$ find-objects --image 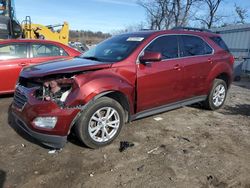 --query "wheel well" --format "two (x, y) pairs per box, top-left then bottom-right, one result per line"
(104, 91), (130, 123)
(216, 73), (230, 88)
